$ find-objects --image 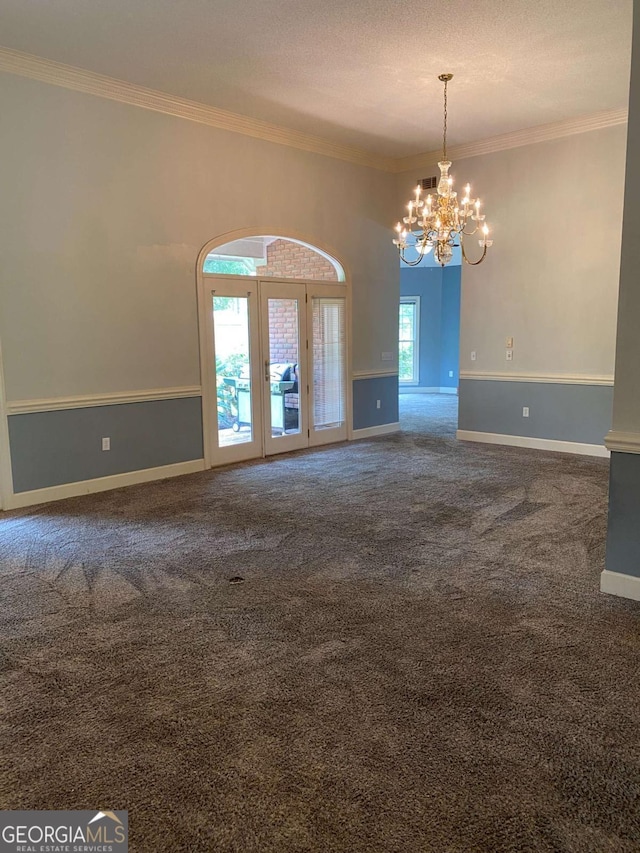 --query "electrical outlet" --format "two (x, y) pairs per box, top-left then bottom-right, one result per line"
(376, 400), (381, 409)
(448, 370), (454, 378)
(102, 437), (111, 451)
(381, 352), (394, 362)
(470, 351), (477, 361)
(522, 407), (529, 418)
(506, 349), (513, 361)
